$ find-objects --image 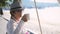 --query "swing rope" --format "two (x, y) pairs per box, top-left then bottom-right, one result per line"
(34, 0), (43, 34)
